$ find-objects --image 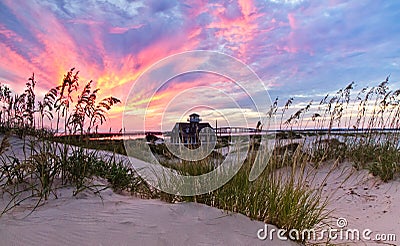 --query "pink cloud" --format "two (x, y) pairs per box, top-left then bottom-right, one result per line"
(288, 13), (297, 29)
(108, 24), (145, 34)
